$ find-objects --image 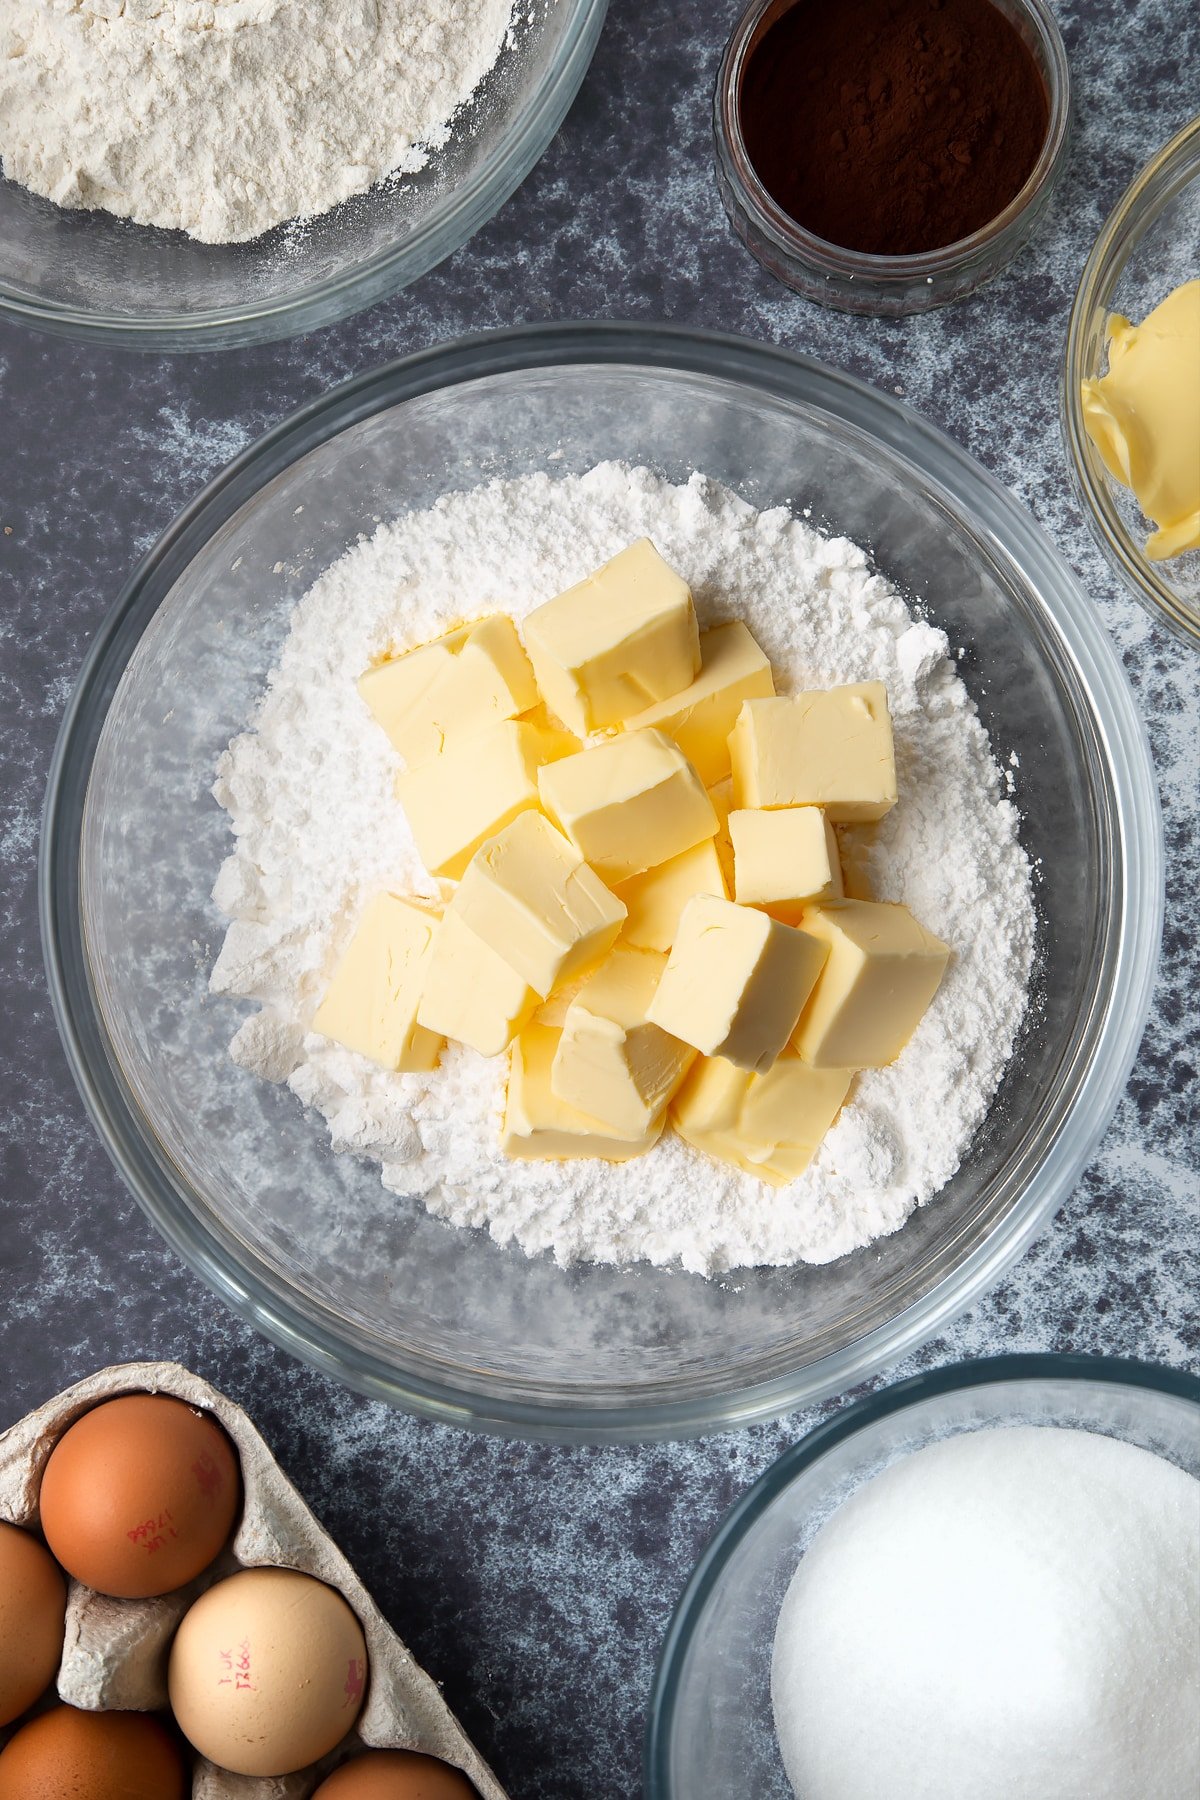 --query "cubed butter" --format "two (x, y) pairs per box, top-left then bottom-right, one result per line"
(358, 615), (537, 765)
(730, 805), (843, 919)
(312, 893), (443, 1072)
(538, 728), (717, 882)
(613, 837), (728, 953)
(502, 1023), (663, 1162)
(522, 539), (700, 734)
(646, 893), (828, 1074)
(671, 1053), (854, 1185)
(532, 978), (585, 1030)
(730, 683), (898, 822)
(708, 778), (737, 891)
(450, 810), (626, 997)
(551, 946), (695, 1136)
(792, 898), (950, 1068)
(622, 620), (775, 785)
(417, 910), (536, 1058)
(395, 716), (576, 880)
